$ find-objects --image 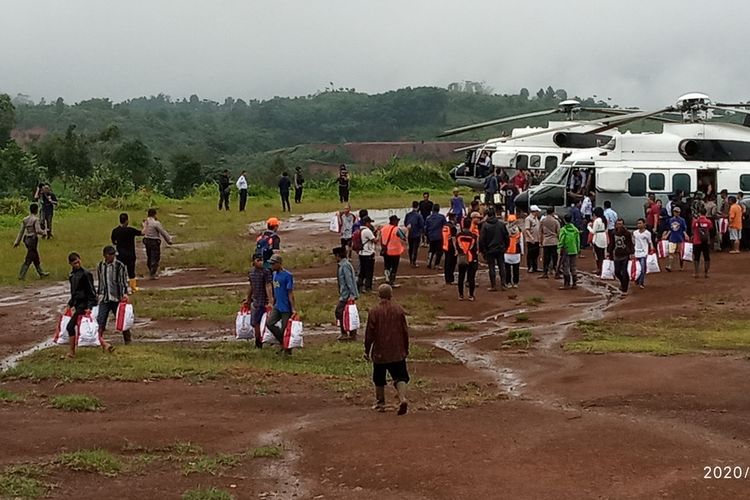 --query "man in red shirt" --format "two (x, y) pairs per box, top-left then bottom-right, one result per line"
(513, 169), (529, 192)
(692, 207), (712, 278)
